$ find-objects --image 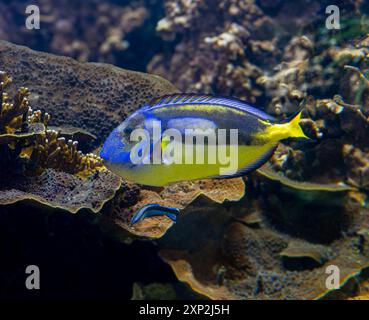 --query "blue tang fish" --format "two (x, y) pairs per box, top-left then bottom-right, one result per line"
(130, 204), (180, 225)
(100, 94), (308, 187)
